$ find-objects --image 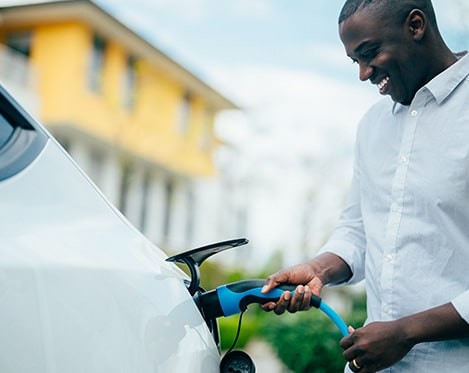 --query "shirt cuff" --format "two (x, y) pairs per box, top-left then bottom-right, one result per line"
(451, 292), (469, 324)
(317, 238), (365, 285)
